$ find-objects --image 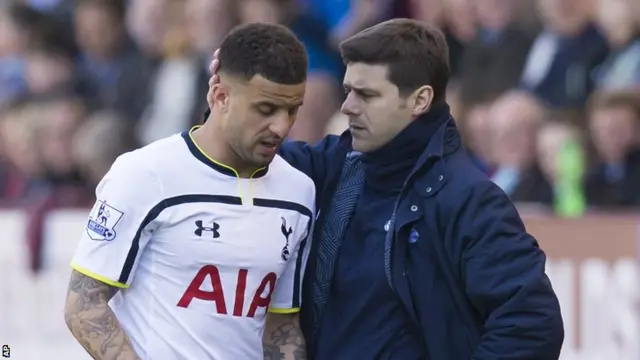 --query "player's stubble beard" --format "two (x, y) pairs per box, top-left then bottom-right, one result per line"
(228, 129), (273, 172)
(232, 123), (282, 170)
